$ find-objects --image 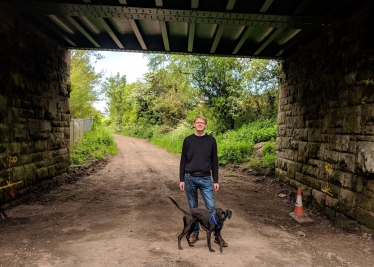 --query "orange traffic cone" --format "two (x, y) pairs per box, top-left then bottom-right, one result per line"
(289, 188), (313, 223)
(293, 188), (304, 216)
